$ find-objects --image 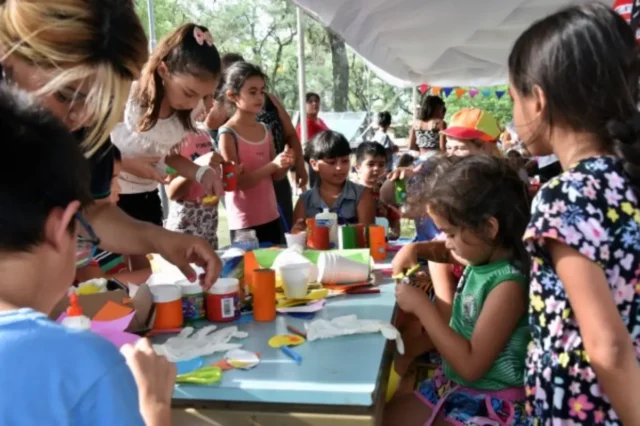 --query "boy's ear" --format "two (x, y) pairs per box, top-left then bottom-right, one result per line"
(44, 201), (81, 251)
(354, 163), (361, 173)
(309, 159), (320, 172)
